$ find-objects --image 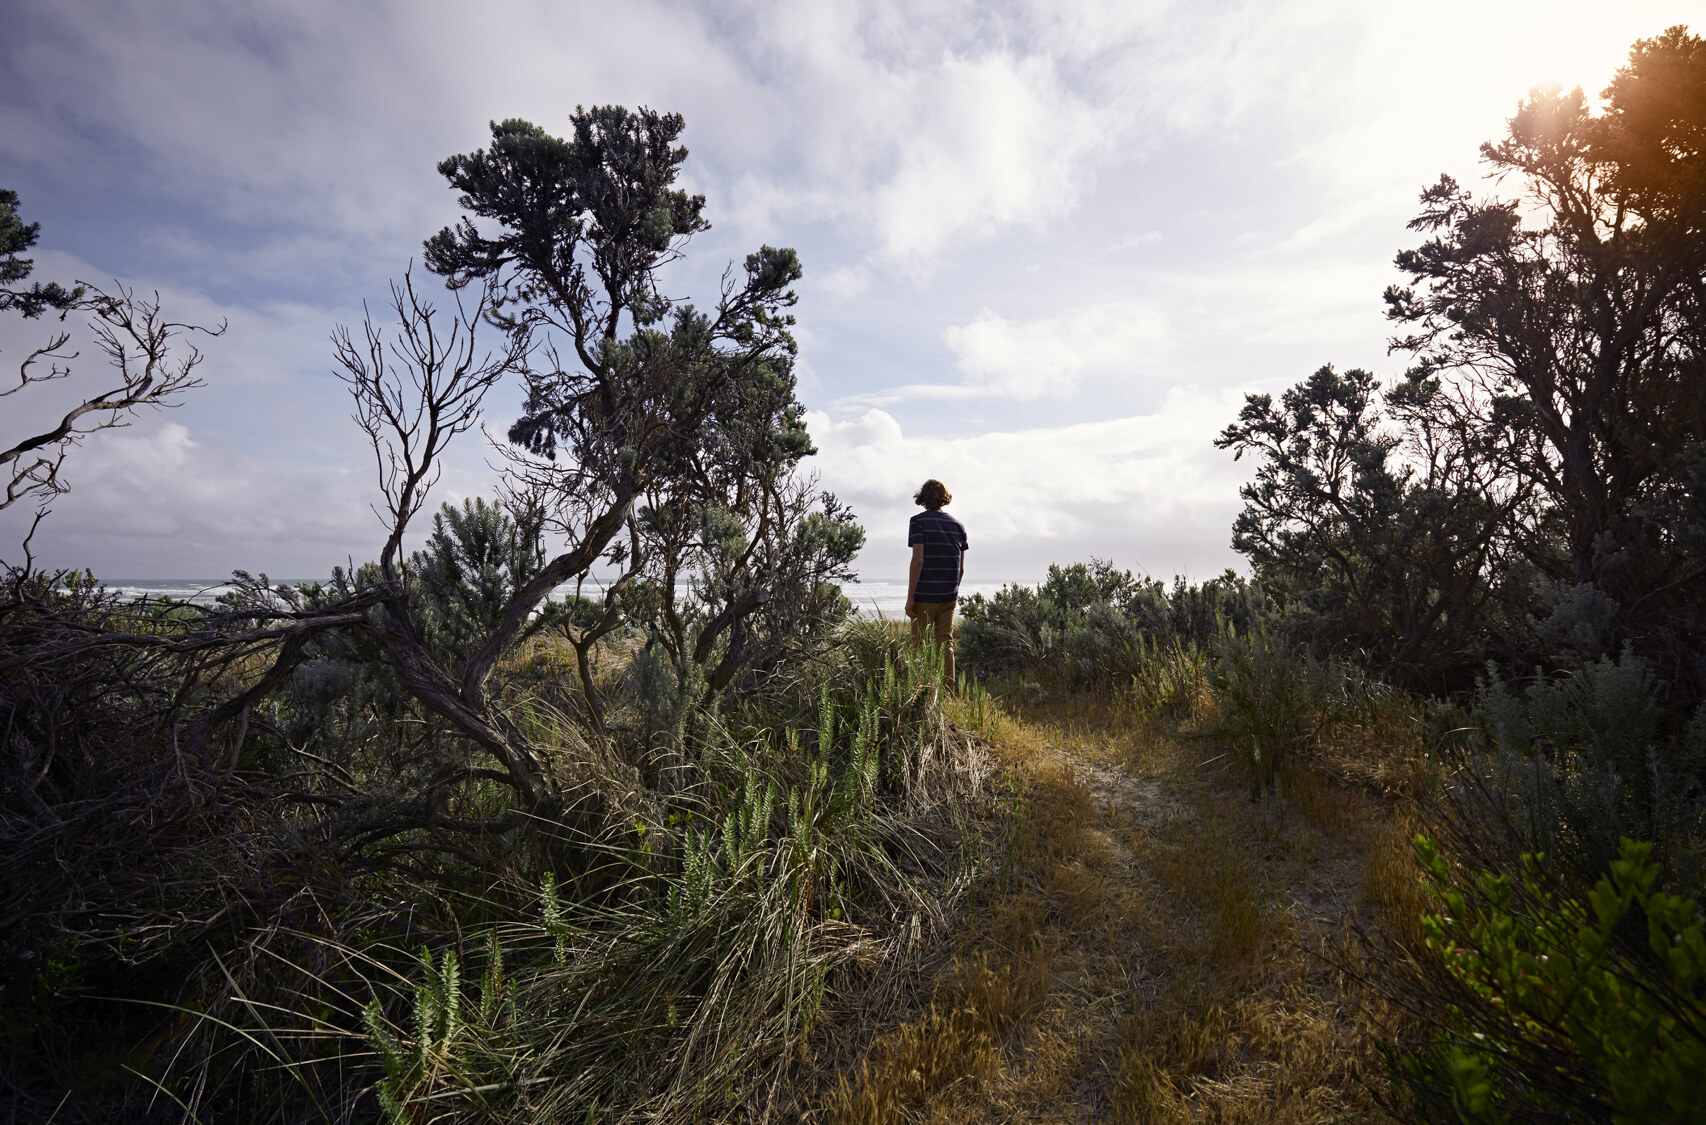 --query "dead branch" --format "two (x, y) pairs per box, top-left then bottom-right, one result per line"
(334, 268), (525, 580)
(0, 284), (224, 517)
